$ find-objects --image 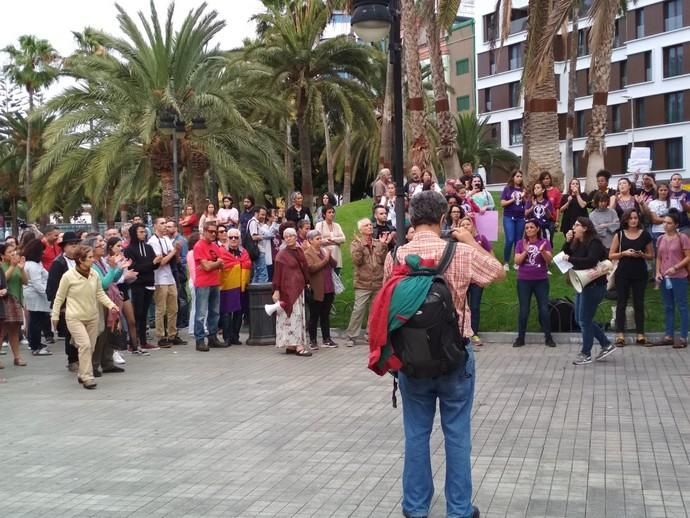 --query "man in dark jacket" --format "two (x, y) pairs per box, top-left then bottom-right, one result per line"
(46, 231), (82, 372)
(124, 224), (161, 352)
